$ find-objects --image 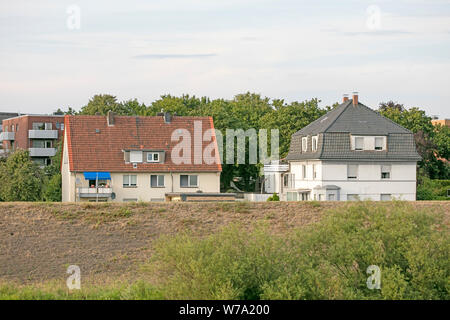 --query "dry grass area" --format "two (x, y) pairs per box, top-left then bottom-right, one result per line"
(0, 201), (448, 285)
